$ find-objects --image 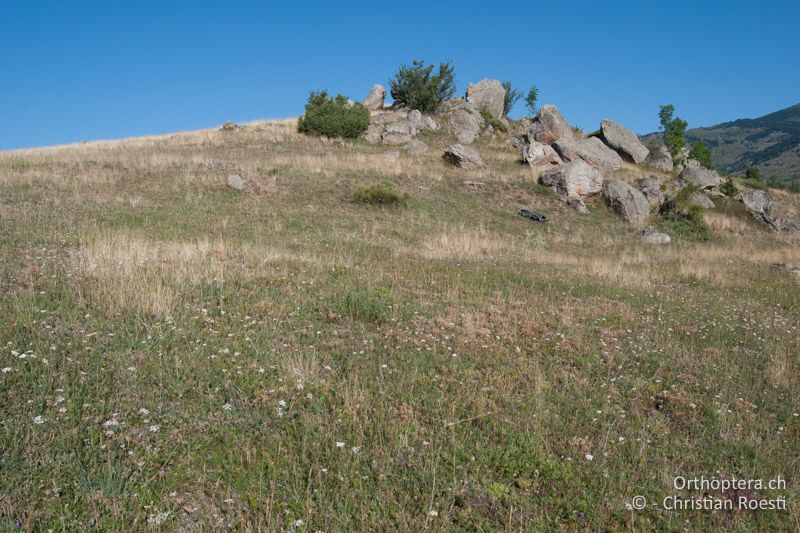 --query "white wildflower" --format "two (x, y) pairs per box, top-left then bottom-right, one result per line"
(33, 415), (46, 424)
